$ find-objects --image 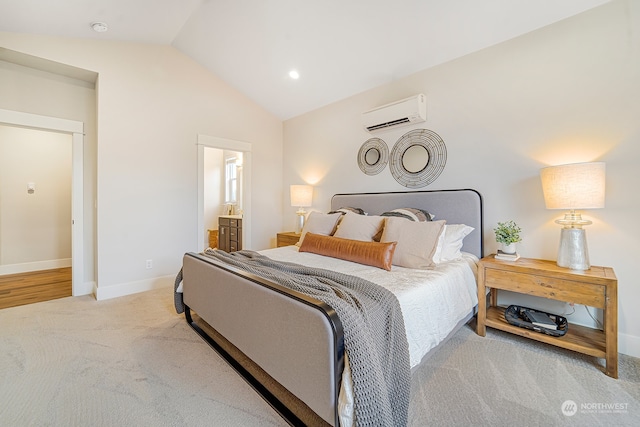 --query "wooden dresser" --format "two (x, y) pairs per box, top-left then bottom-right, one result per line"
(218, 216), (242, 252)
